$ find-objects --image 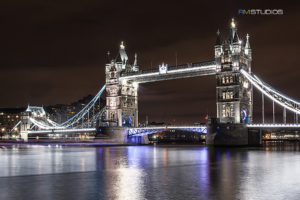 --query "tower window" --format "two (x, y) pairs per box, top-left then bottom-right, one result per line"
(226, 77), (229, 83)
(222, 77), (225, 84)
(230, 76), (233, 83)
(226, 106), (230, 117)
